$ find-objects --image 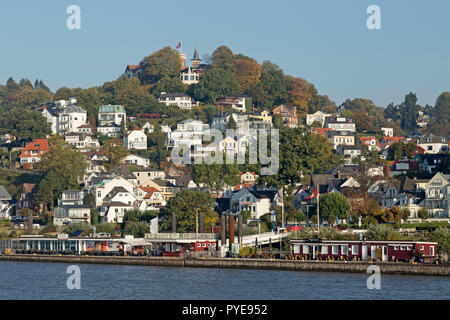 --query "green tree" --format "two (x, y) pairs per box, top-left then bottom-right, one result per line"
(429, 227), (450, 258)
(161, 190), (217, 233)
(37, 138), (87, 188)
(190, 69), (240, 104)
(418, 207), (429, 222)
(227, 115), (238, 130)
(90, 209), (99, 225)
(272, 114), (284, 129)
(138, 46), (182, 84)
(124, 221), (149, 237)
(318, 193), (350, 224)
(211, 45), (236, 73)
(192, 158), (240, 194)
(365, 224), (402, 241)
(262, 127), (341, 187)
(102, 138), (129, 169)
(259, 61), (288, 106)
